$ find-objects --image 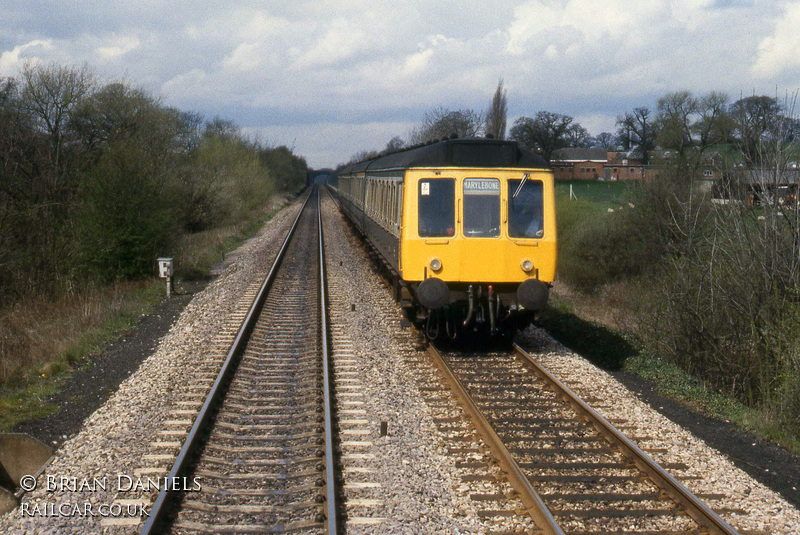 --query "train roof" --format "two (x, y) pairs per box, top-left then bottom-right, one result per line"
(338, 138), (549, 175)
